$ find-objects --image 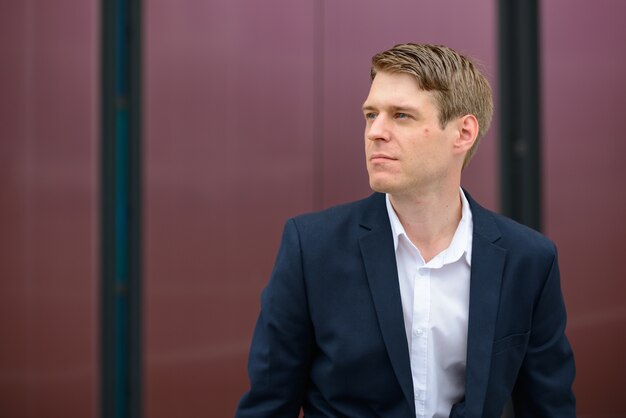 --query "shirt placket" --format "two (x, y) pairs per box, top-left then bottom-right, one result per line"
(411, 266), (430, 417)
